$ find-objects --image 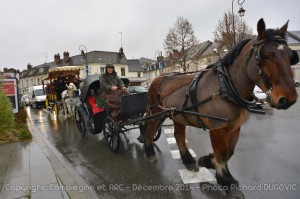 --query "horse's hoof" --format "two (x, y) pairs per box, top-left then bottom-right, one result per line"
(198, 154), (215, 169)
(226, 189), (245, 199)
(185, 163), (199, 172)
(198, 156), (206, 167)
(147, 155), (157, 163)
